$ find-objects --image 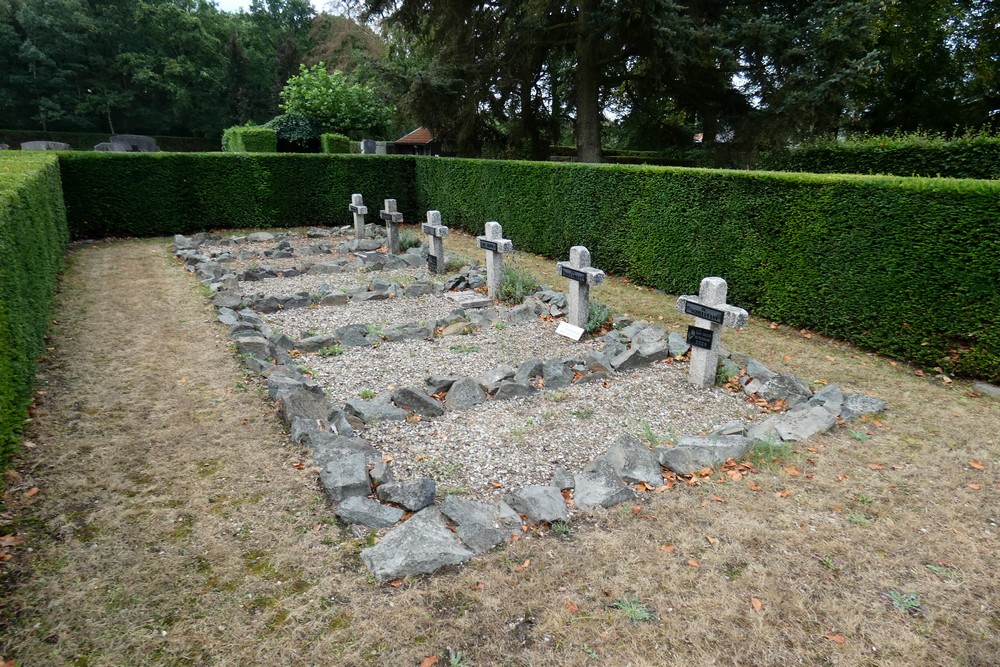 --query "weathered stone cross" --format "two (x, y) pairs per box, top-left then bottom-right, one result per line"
(348, 193), (367, 241)
(556, 246), (605, 330)
(675, 277), (749, 389)
(422, 210), (449, 274)
(379, 199), (404, 255)
(477, 221), (513, 299)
